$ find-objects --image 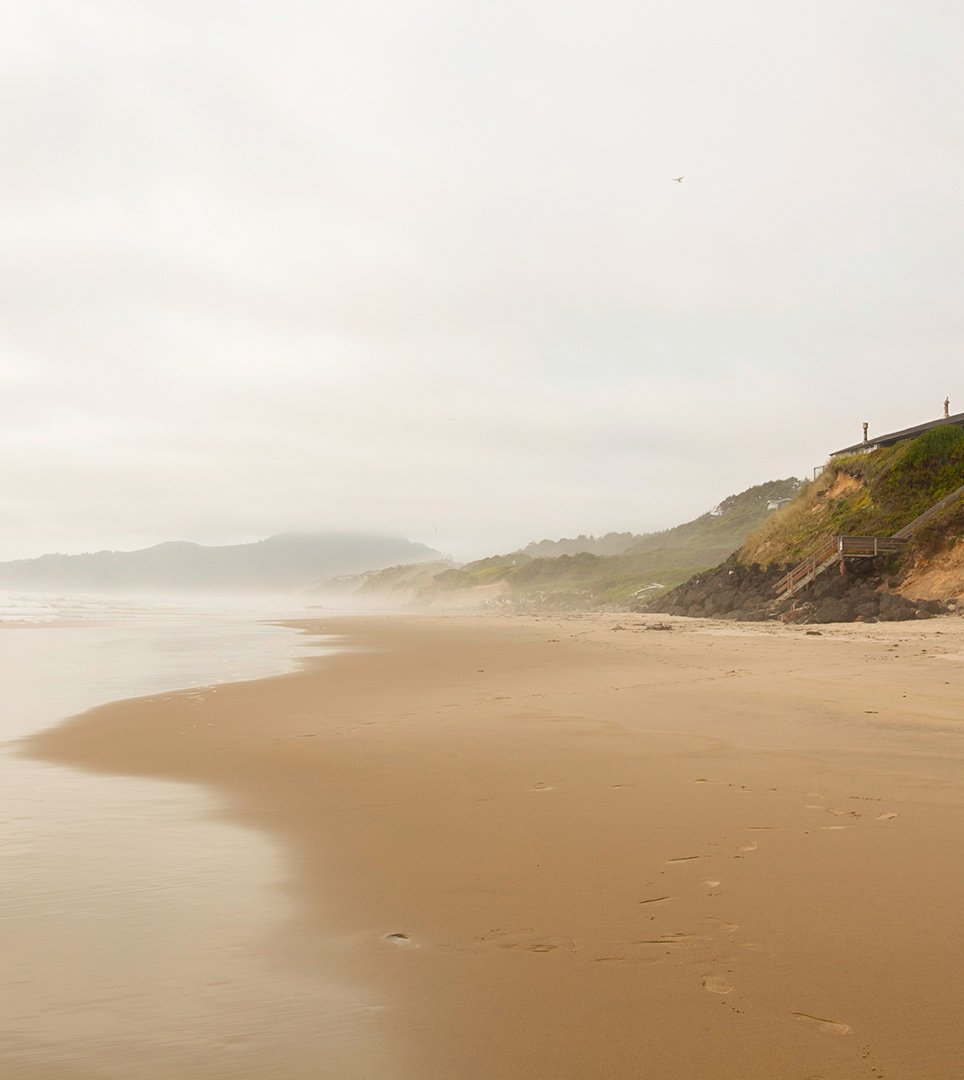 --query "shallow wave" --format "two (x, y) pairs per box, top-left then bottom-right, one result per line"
(0, 592), (64, 621)
(0, 590), (312, 623)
